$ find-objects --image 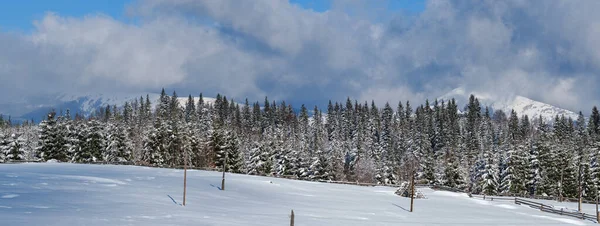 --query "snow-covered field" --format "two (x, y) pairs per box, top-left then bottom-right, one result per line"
(0, 163), (596, 226)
